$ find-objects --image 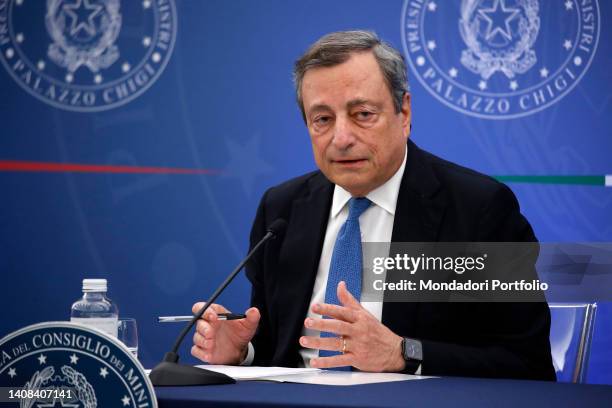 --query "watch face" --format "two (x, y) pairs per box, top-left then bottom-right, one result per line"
(403, 338), (422, 361)
(403, 339), (411, 359)
(407, 343), (415, 355)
